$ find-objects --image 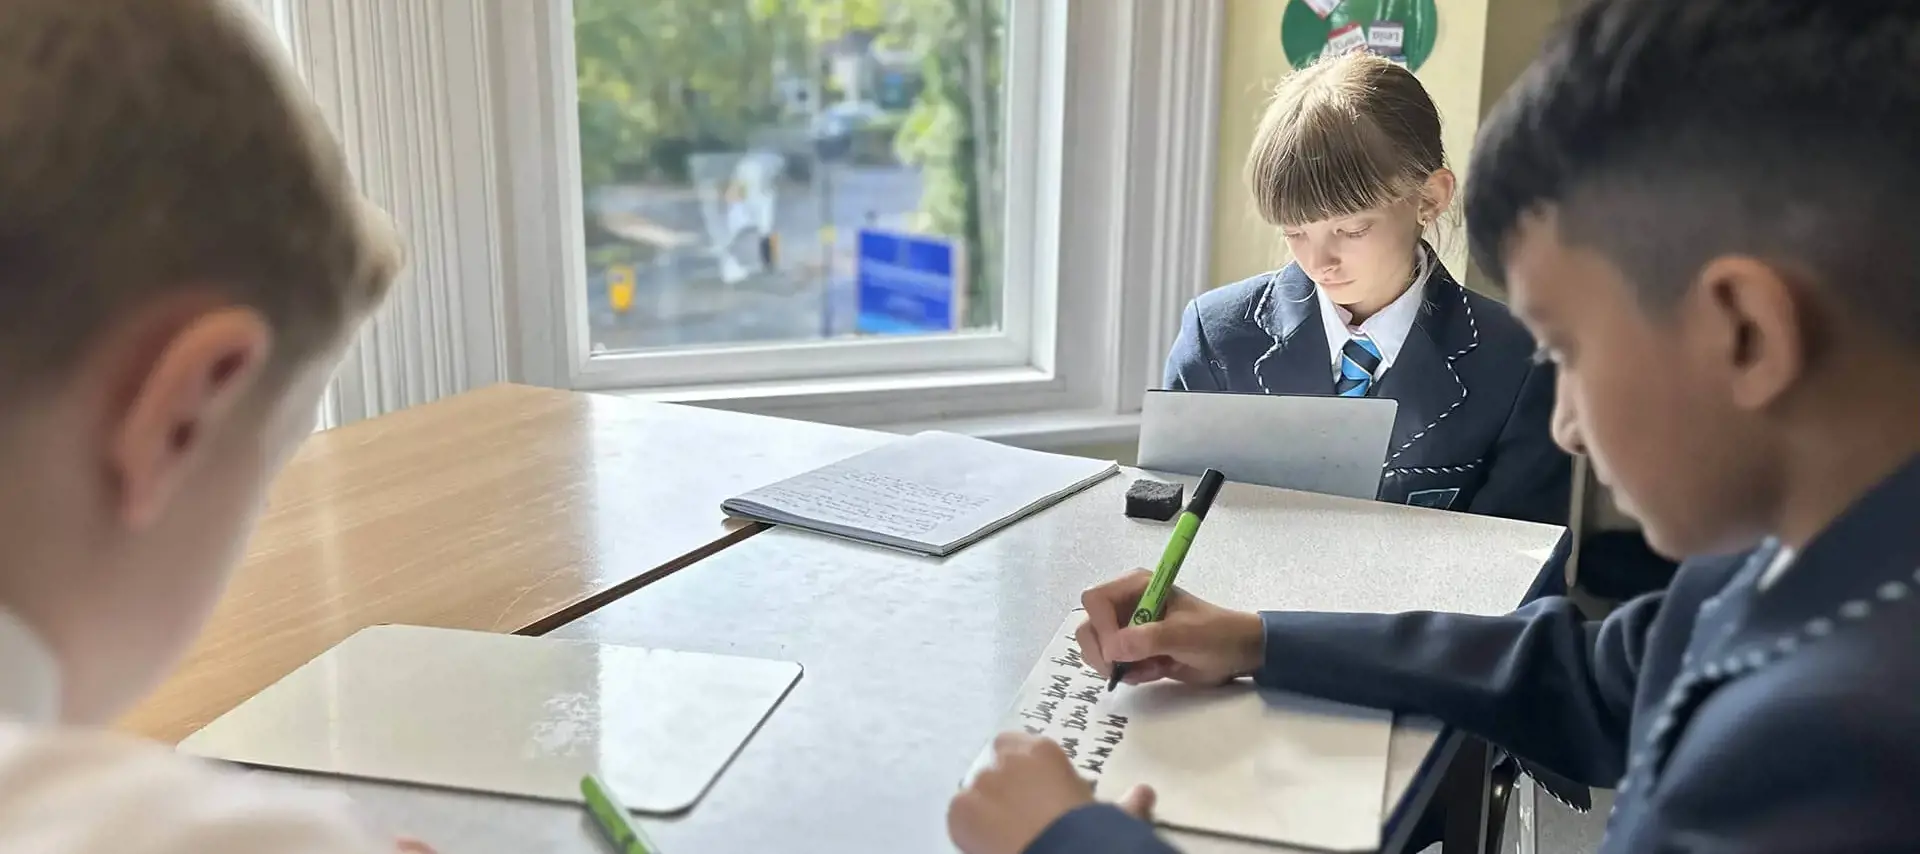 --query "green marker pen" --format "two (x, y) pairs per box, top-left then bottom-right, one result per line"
(1108, 468), (1227, 692)
(581, 773), (661, 854)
